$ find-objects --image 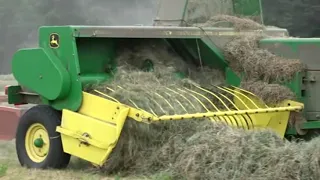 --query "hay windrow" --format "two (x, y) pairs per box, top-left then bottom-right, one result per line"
(167, 126), (320, 180)
(95, 120), (320, 180)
